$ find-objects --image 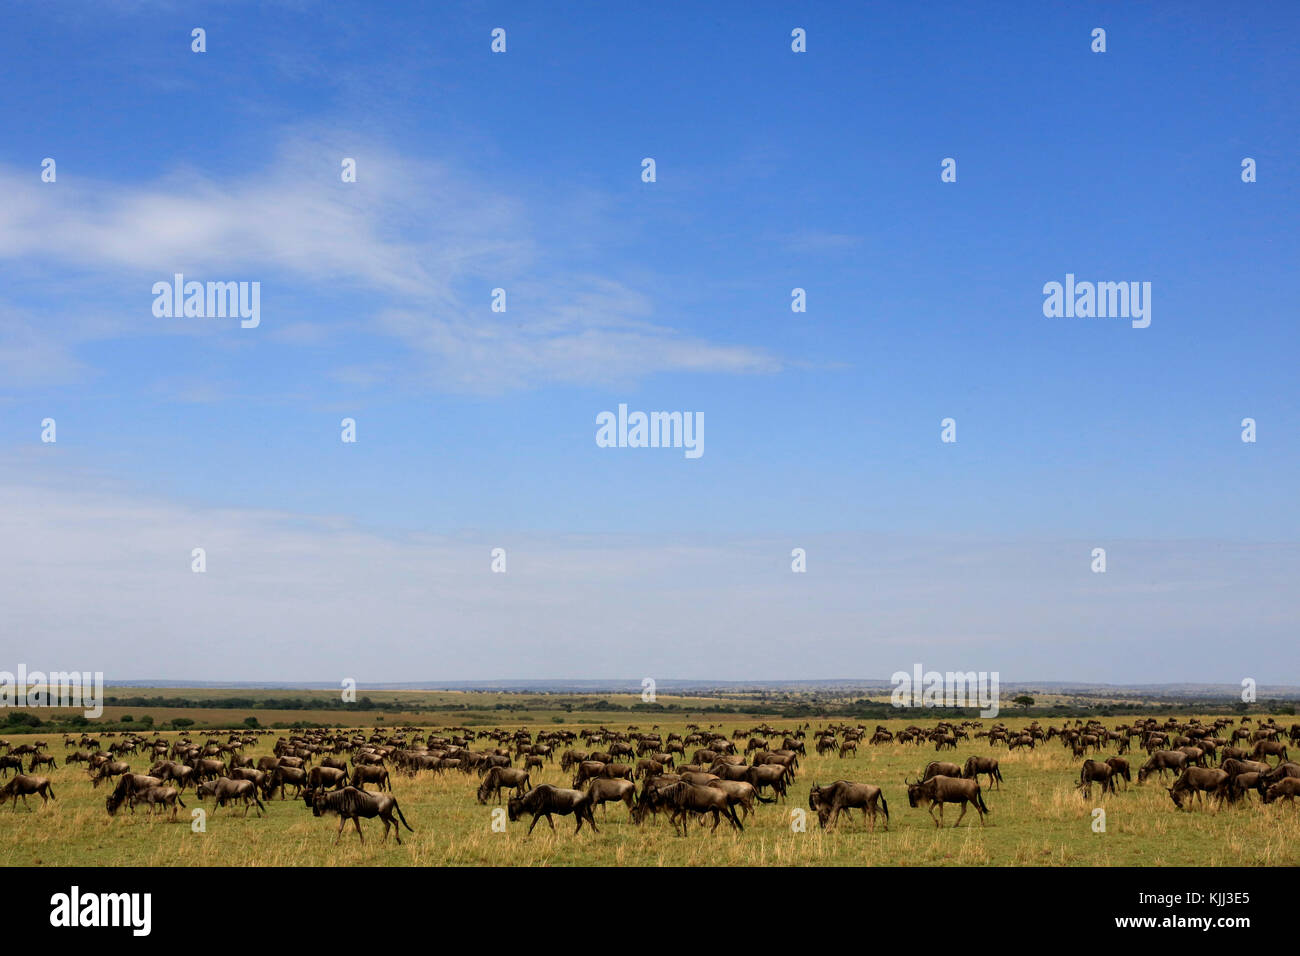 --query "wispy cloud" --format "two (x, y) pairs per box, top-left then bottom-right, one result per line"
(0, 134), (780, 393)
